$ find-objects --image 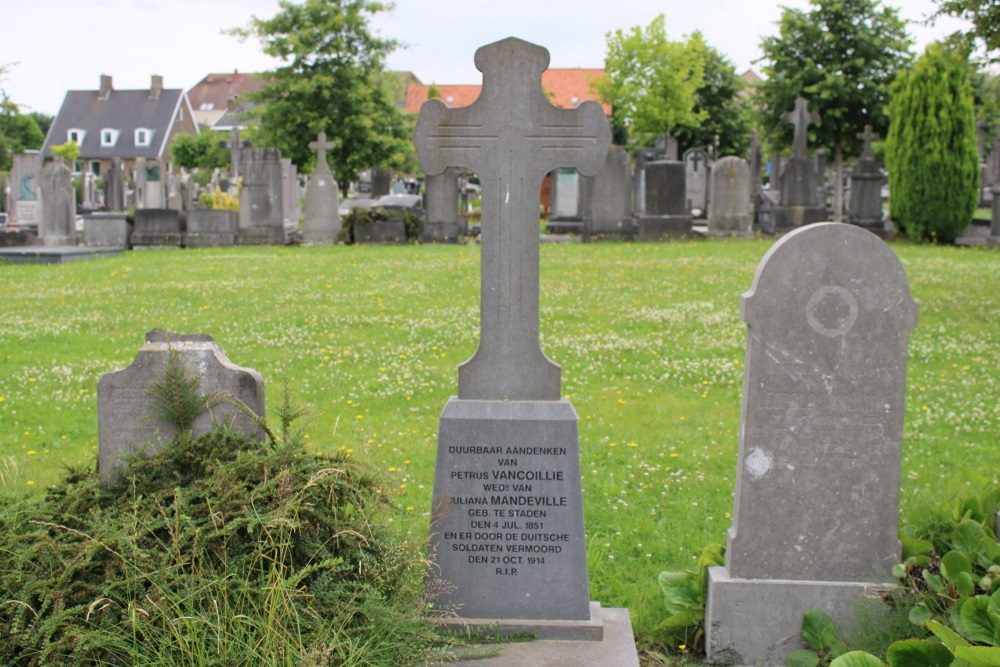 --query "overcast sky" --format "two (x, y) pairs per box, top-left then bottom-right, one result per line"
(0, 0), (972, 117)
